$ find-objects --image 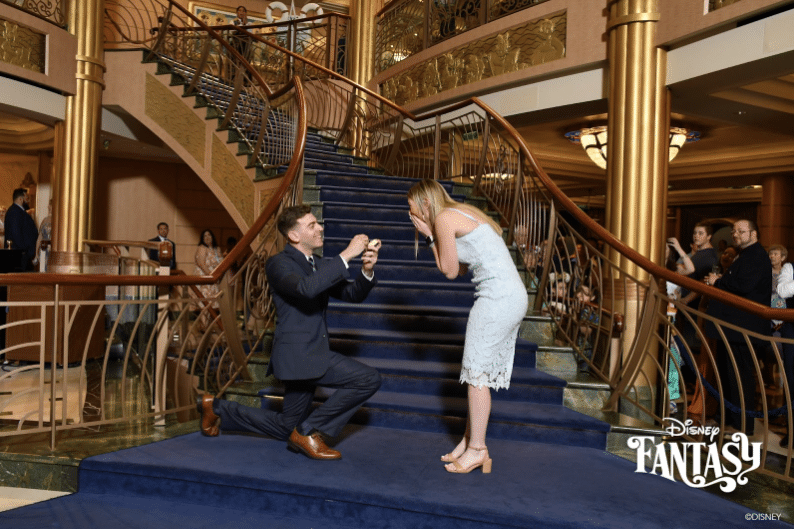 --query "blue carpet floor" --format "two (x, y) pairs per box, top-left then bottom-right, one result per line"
(2, 425), (788, 528)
